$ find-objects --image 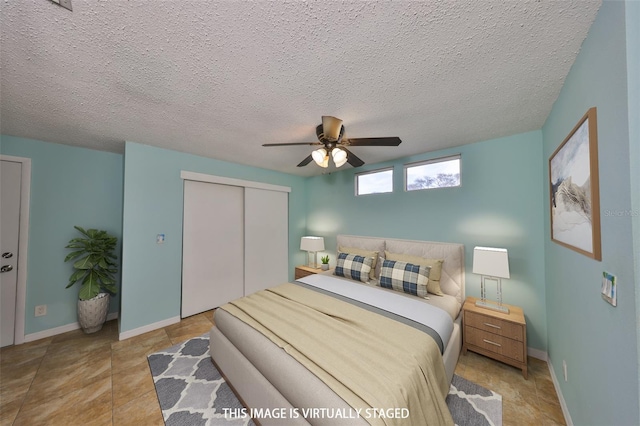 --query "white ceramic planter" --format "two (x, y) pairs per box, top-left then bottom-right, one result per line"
(321, 264), (330, 271)
(77, 293), (110, 333)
